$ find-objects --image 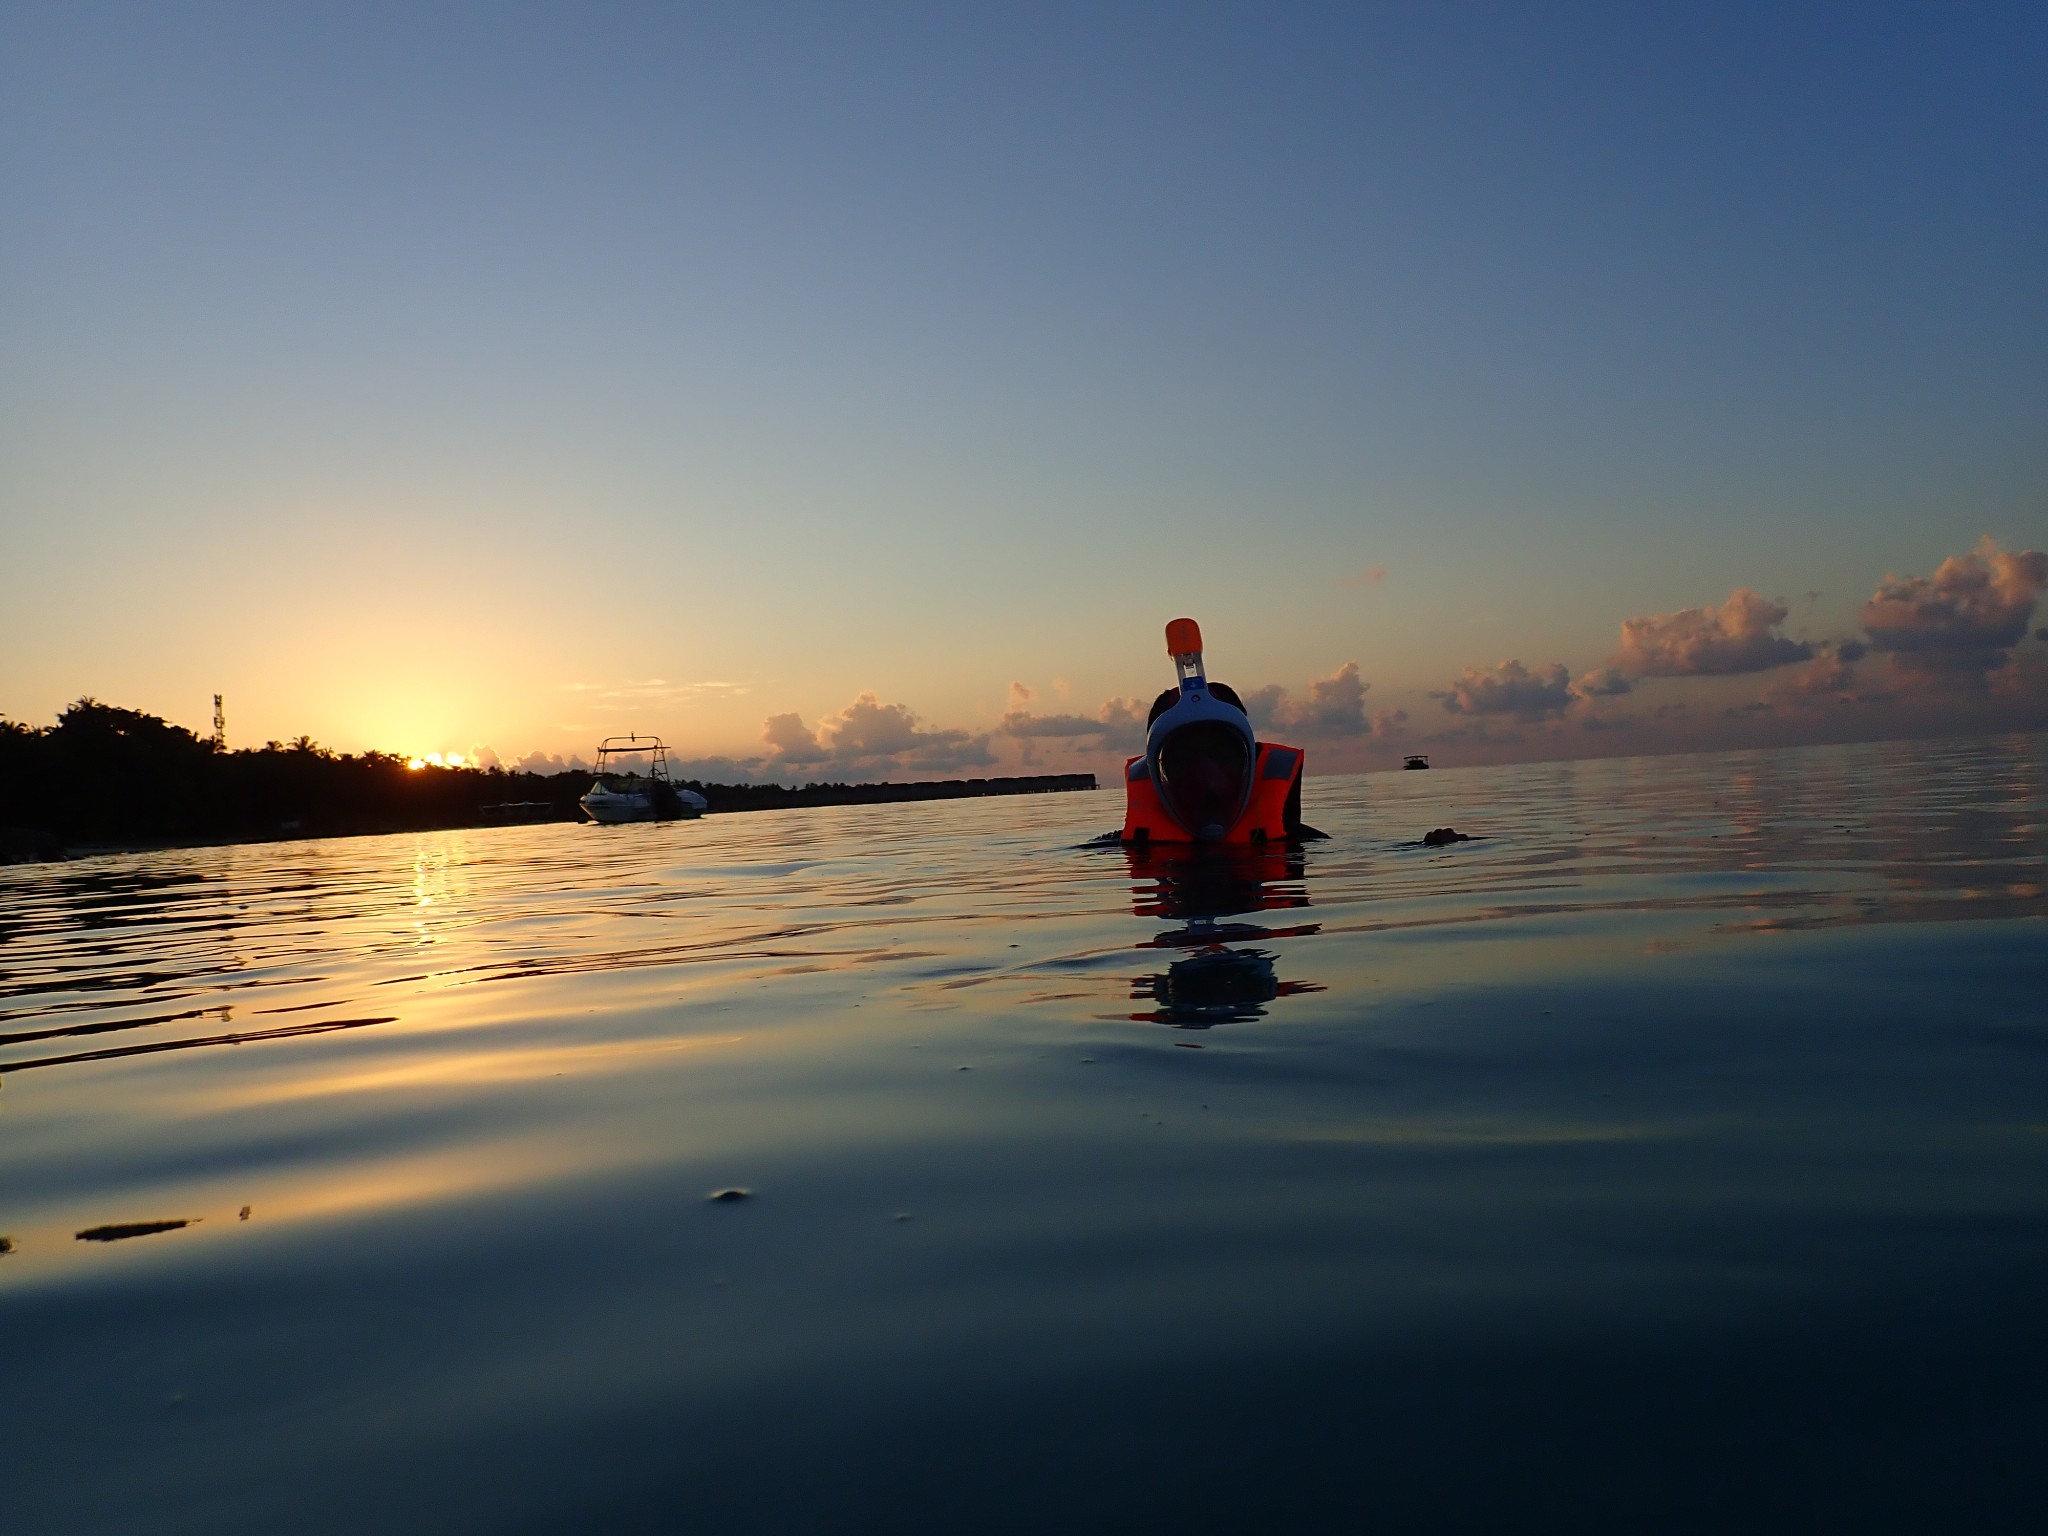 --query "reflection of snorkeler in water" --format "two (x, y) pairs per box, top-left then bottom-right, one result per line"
(1131, 946), (1322, 1028)
(1128, 841), (1317, 939)
(1106, 618), (1326, 846)
(1126, 840), (1325, 1027)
